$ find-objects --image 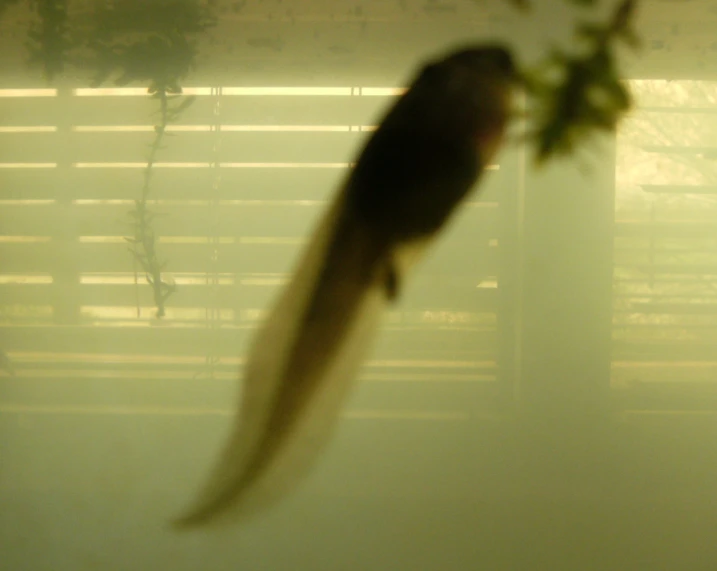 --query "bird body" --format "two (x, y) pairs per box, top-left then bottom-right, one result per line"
(174, 44), (517, 529)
